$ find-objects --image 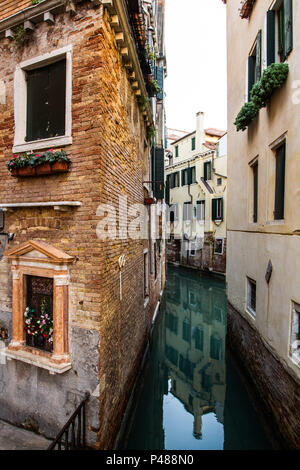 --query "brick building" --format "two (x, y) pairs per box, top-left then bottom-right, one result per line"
(0, 0), (166, 449)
